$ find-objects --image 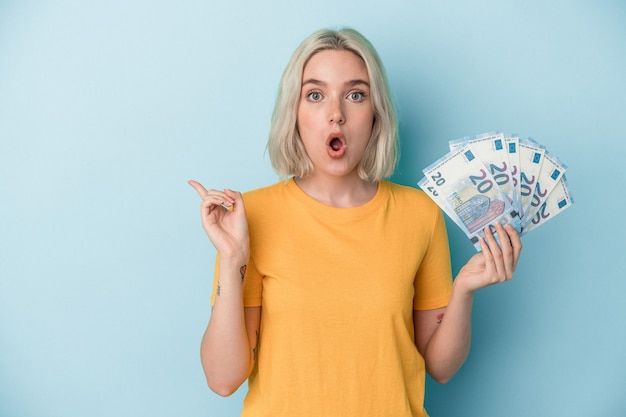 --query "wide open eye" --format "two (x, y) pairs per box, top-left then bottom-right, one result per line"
(307, 91), (323, 102)
(348, 91), (366, 102)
